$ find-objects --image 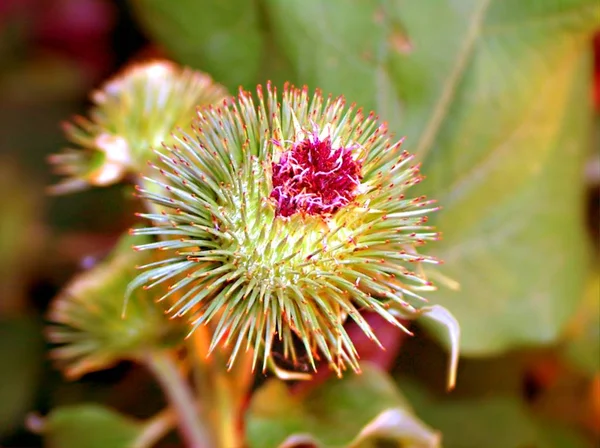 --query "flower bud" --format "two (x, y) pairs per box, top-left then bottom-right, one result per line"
(48, 60), (228, 194)
(130, 83), (441, 375)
